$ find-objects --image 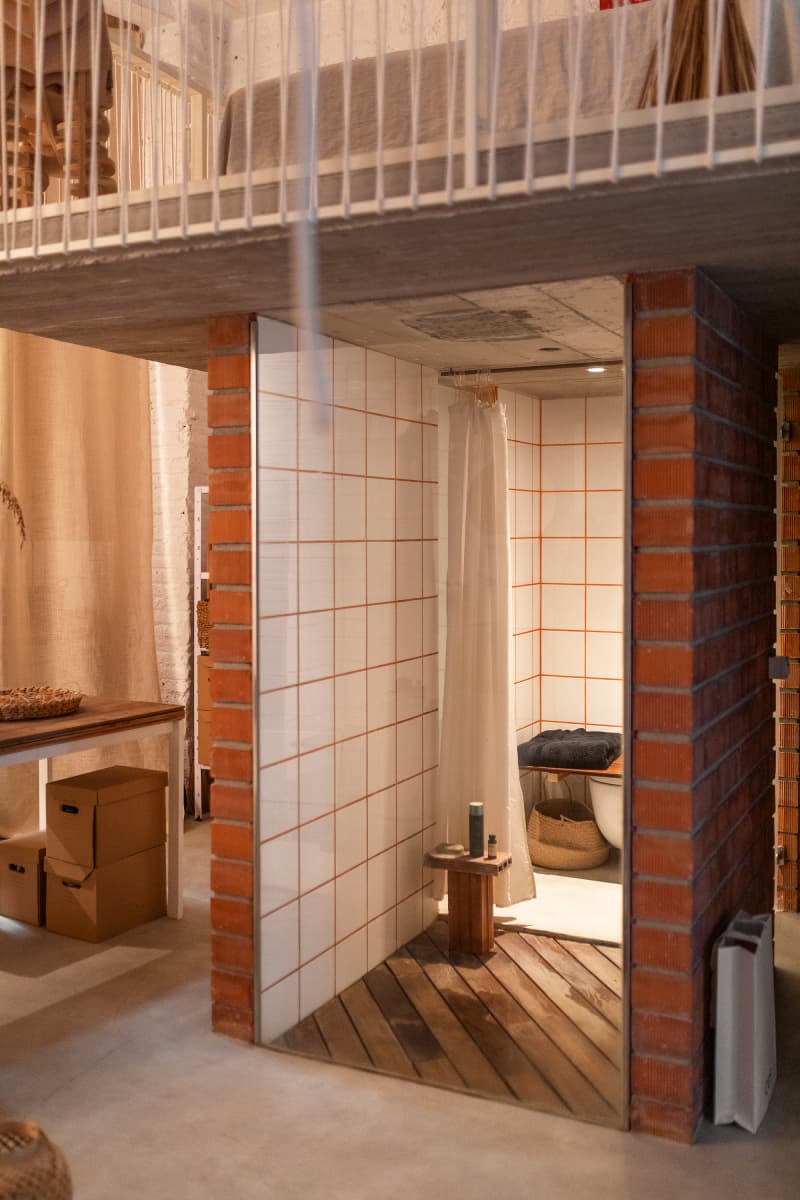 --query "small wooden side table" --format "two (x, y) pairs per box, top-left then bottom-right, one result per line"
(423, 850), (512, 954)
